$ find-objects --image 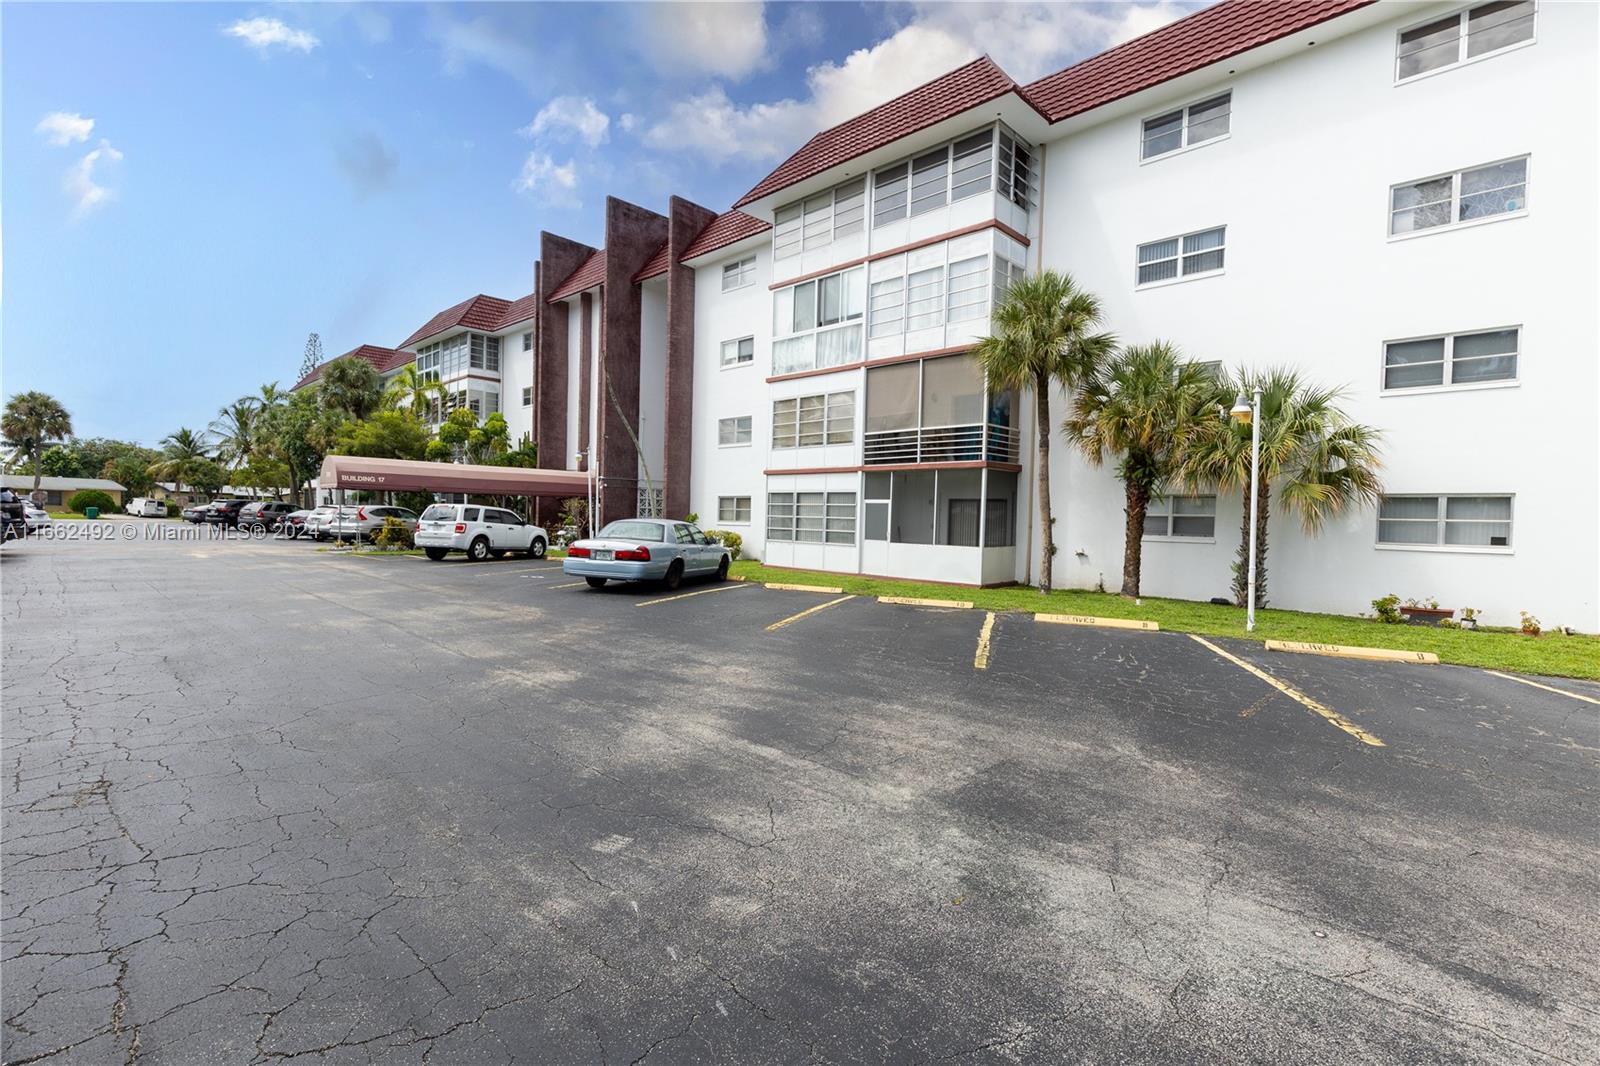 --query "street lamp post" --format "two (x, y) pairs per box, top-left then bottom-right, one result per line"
(1230, 387), (1263, 632)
